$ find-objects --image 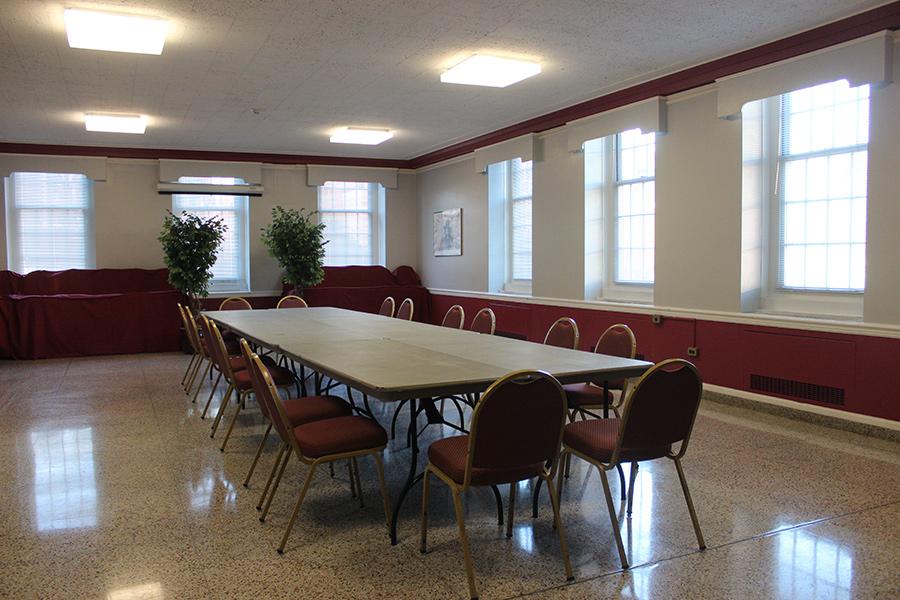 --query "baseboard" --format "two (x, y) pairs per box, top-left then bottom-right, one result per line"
(703, 383), (900, 442)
